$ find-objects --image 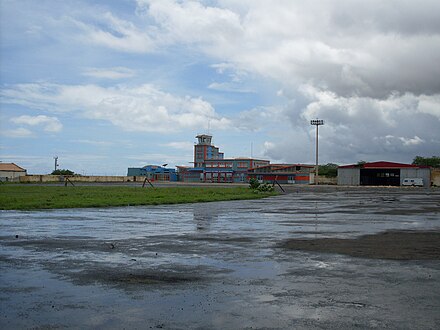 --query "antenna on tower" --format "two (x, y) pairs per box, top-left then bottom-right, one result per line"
(207, 120), (211, 134)
(251, 142), (253, 158)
